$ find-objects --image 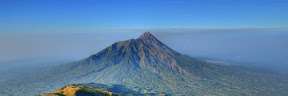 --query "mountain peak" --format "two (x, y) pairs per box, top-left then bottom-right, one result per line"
(137, 32), (155, 40)
(137, 32), (174, 54)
